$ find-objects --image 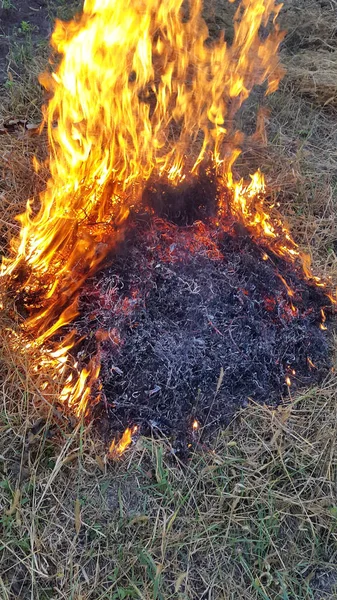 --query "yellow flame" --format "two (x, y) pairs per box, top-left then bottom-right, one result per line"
(1, 0), (285, 338)
(320, 309), (328, 331)
(109, 426), (137, 457)
(307, 357), (316, 369)
(1, 0), (329, 419)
